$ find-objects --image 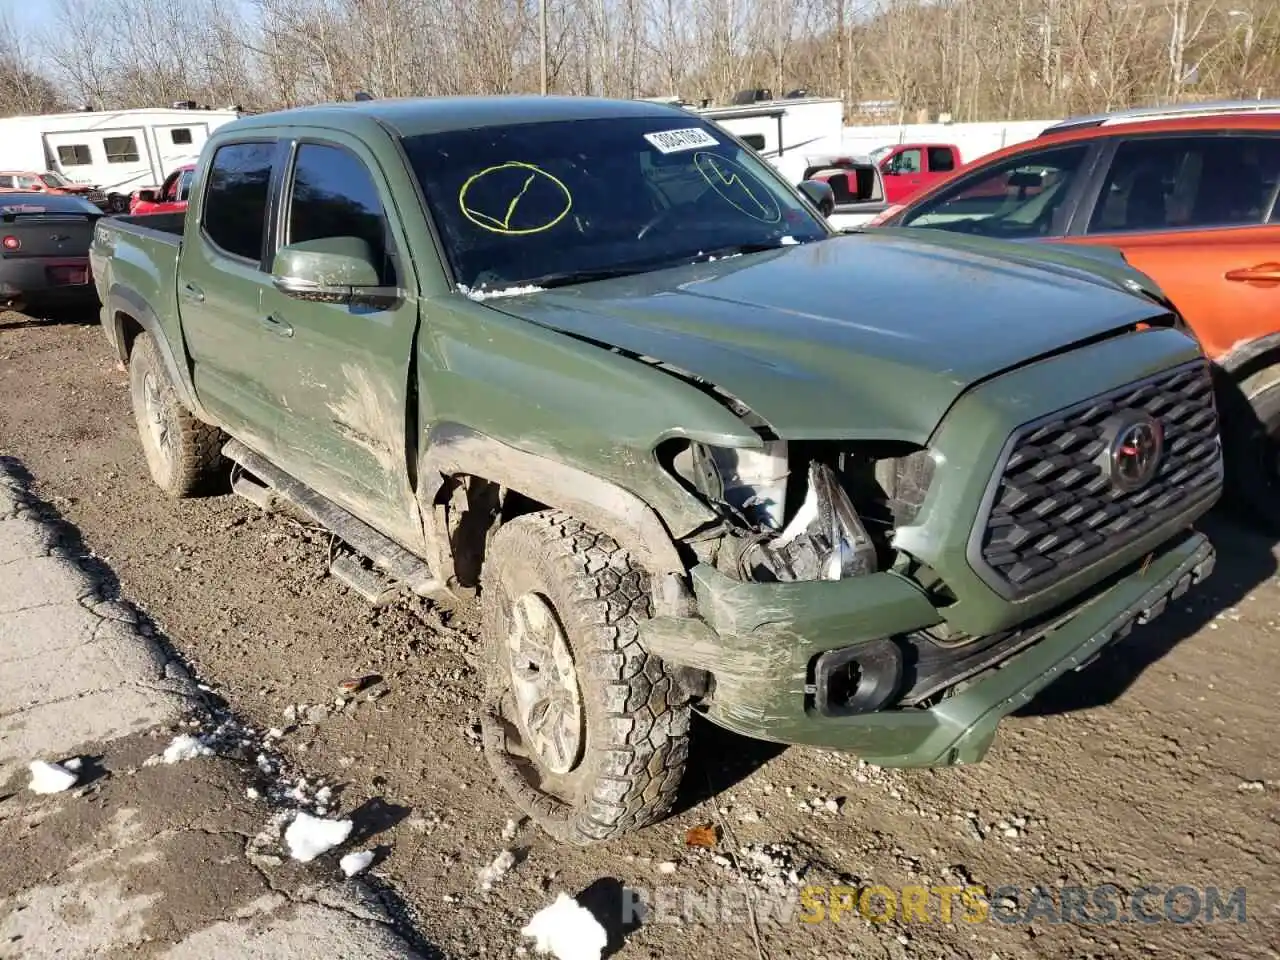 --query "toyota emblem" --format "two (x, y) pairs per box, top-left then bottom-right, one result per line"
(1105, 415), (1164, 492)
